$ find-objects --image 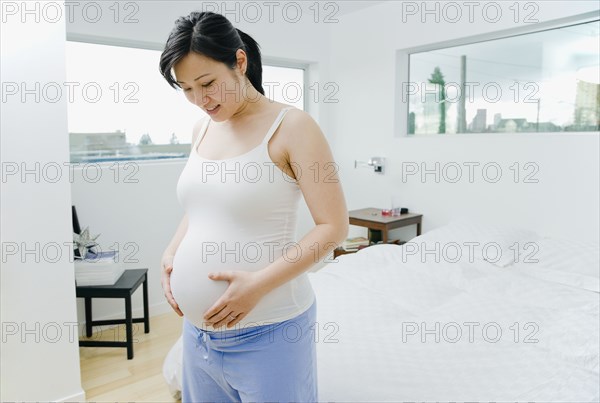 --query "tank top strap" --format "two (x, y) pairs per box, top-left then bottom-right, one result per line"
(192, 118), (211, 151)
(261, 107), (294, 145)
